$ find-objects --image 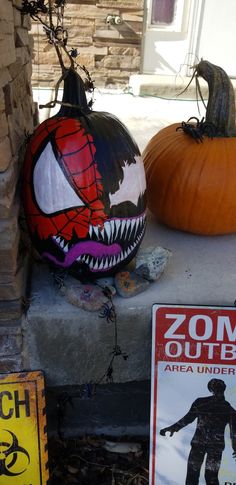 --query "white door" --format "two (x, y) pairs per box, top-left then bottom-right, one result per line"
(142, 0), (236, 78)
(142, 0), (197, 75)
